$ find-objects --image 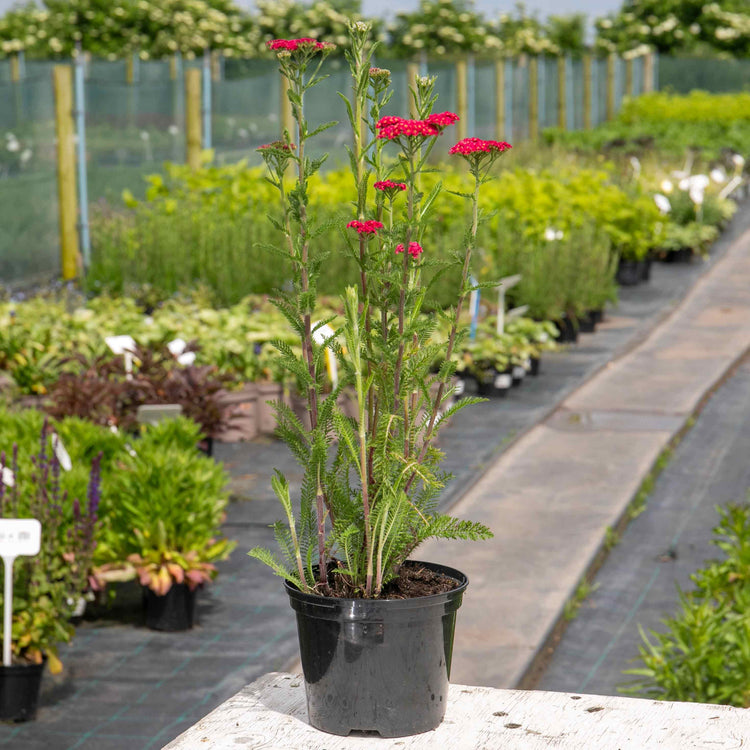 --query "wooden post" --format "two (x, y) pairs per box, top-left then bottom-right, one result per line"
(211, 50), (222, 82)
(528, 56), (538, 141)
(10, 53), (20, 82)
(495, 59), (505, 140)
(583, 54), (592, 130)
(643, 51), (654, 93)
(126, 54), (134, 84)
(606, 53), (616, 121)
(170, 54), (178, 81)
(406, 60), (419, 117)
(185, 68), (202, 171)
(456, 57), (468, 141)
(53, 65), (80, 280)
(557, 56), (566, 130)
(279, 73), (294, 138)
(625, 57), (633, 98)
